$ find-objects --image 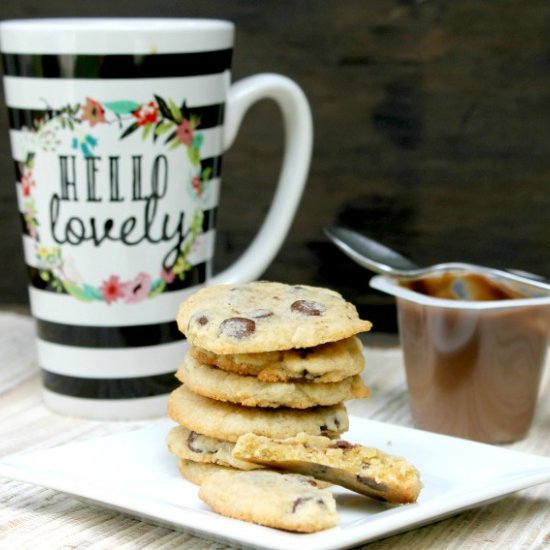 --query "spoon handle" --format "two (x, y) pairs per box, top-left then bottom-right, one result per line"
(324, 226), (419, 275)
